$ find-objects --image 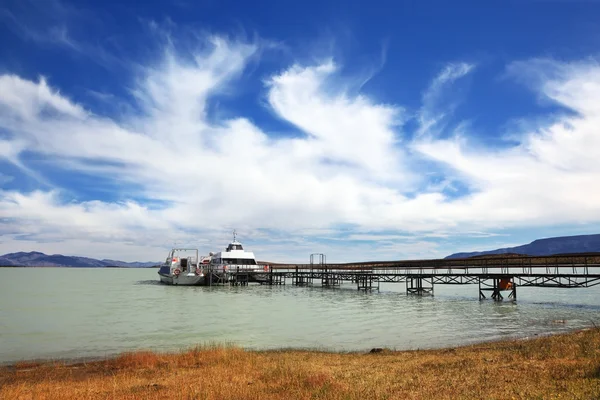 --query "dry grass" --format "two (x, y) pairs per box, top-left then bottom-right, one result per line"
(2, 329), (600, 399)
